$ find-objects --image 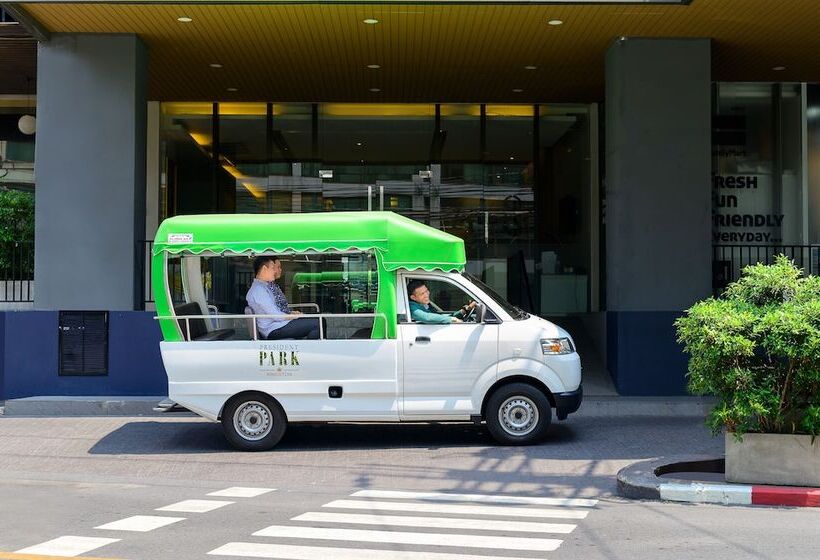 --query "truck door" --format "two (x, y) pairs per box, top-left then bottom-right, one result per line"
(399, 275), (499, 418)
